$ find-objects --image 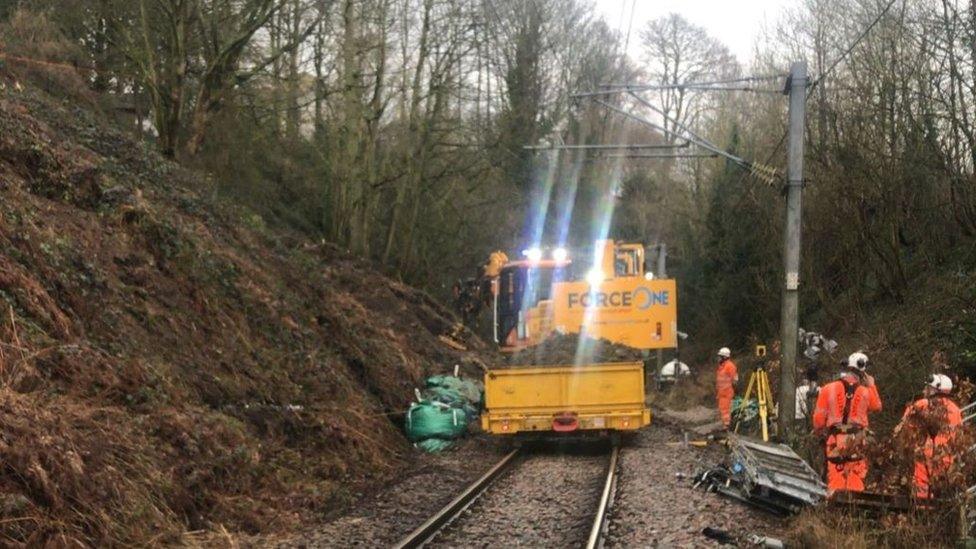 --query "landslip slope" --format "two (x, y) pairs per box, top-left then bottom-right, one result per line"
(0, 80), (484, 545)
